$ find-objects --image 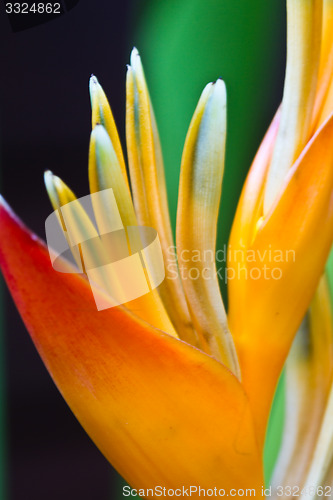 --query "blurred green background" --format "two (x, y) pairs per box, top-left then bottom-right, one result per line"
(134, 0), (286, 485)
